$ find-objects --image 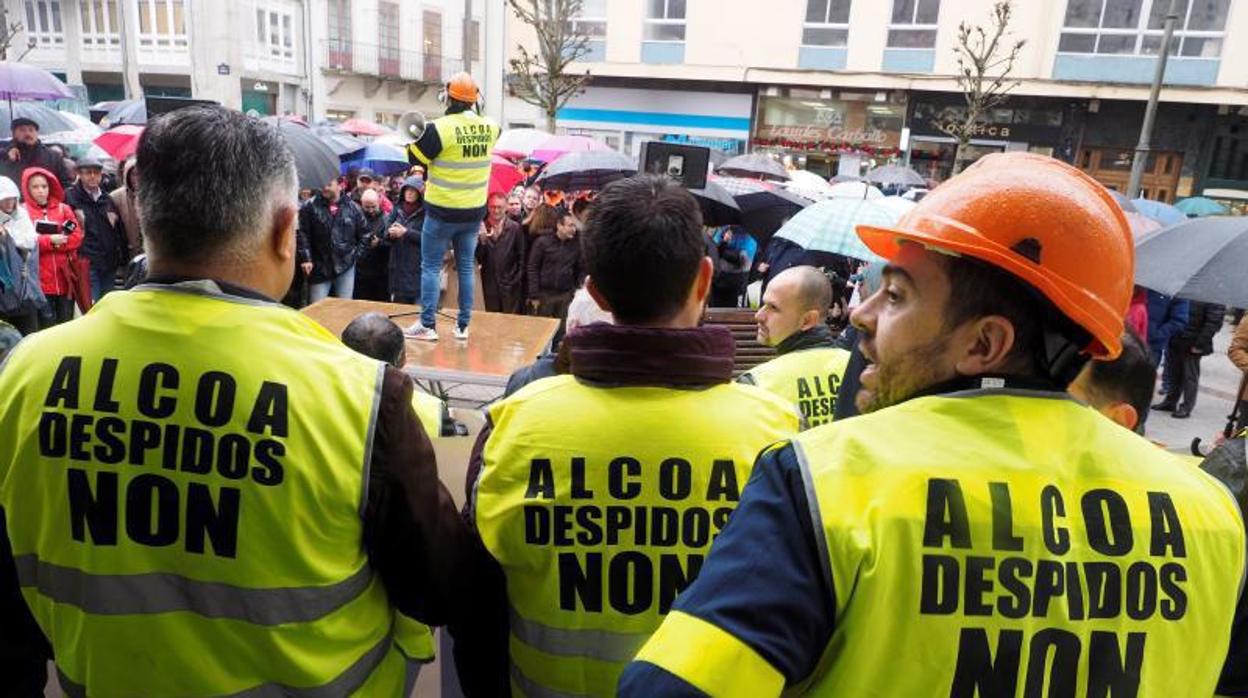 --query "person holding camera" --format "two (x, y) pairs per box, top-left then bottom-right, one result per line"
(22, 166), (80, 327)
